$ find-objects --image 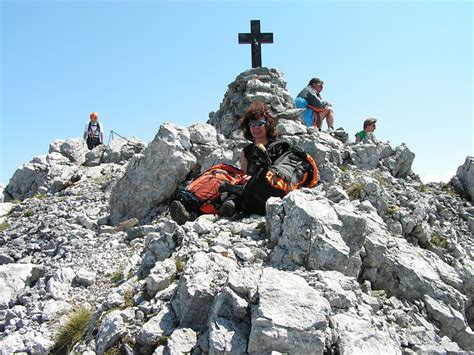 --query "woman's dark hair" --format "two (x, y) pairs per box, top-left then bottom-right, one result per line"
(239, 101), (278, 141)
